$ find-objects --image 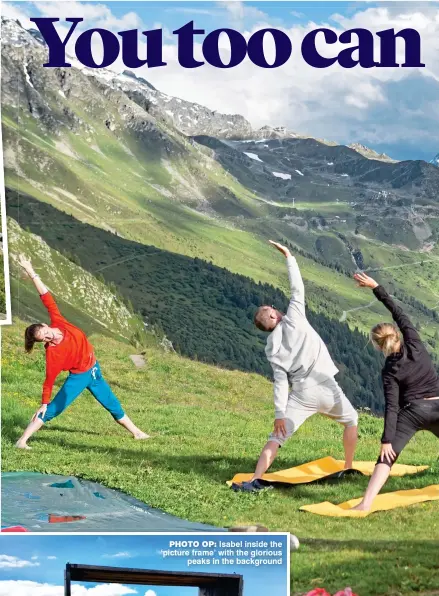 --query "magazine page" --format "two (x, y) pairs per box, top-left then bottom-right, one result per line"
(1, 2), (438, 596)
